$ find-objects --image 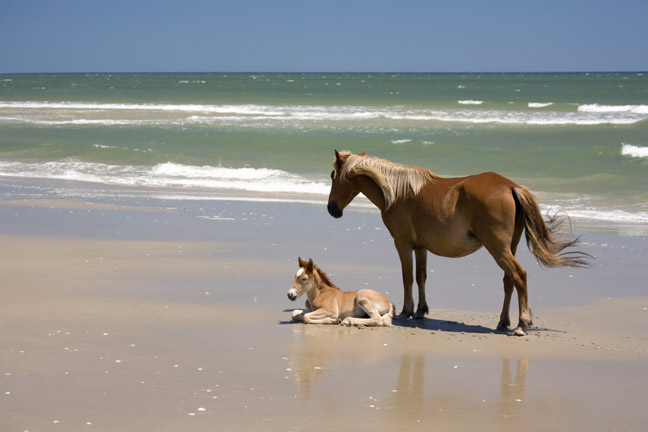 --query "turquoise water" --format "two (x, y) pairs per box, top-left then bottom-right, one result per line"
(1, 73), (647, 229)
